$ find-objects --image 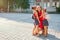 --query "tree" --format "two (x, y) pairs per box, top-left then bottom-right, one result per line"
(15, 0), (30, 9)
(8, 0), (30, 12)
(59, 0), (60, 7)
(8, 0), (14, 12)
